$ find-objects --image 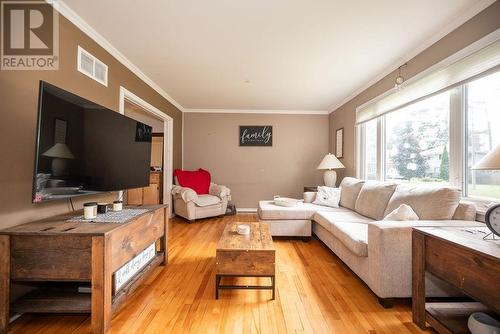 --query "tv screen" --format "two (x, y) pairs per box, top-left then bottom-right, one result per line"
(33, 81), (152, 203)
